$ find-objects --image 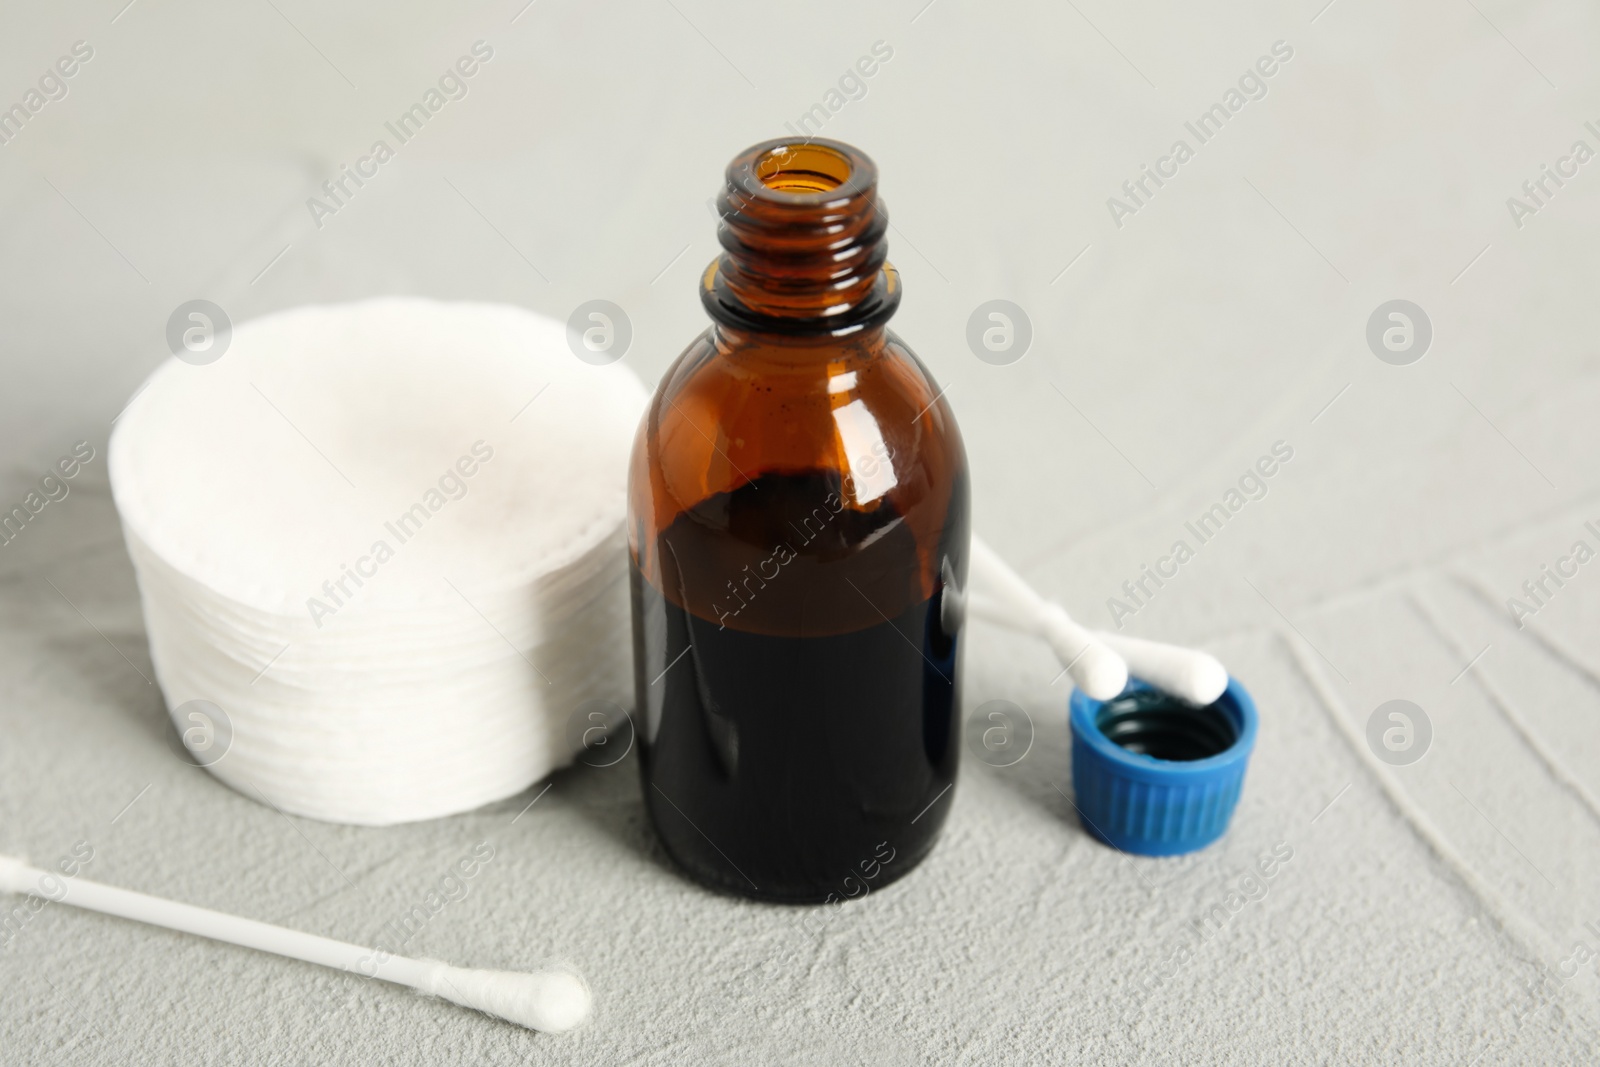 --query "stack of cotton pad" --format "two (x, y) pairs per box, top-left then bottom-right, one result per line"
(109, 298), (647, 825)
